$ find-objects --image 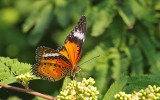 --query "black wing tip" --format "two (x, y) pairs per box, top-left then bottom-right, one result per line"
(80, 15), (86, 24)
(81, 15), (86, 20)
(78, 15), (86, 34)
